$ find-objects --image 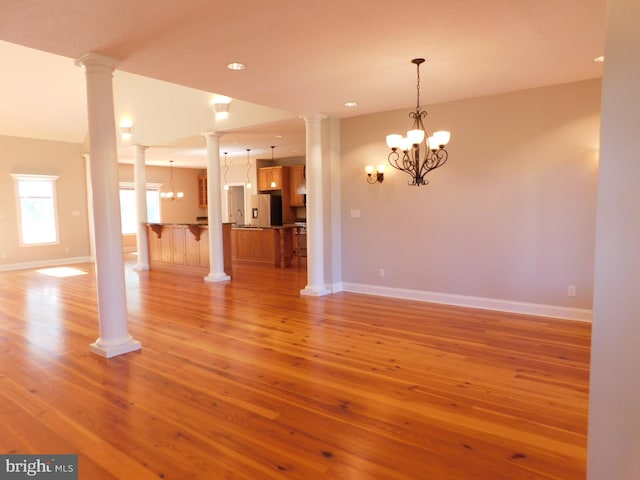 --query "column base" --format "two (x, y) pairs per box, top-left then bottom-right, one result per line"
(300, 285), (332, 297)
(89, 338), (142, 358)
(204, 272), (231, 283)
(134, 263), (149, 271)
